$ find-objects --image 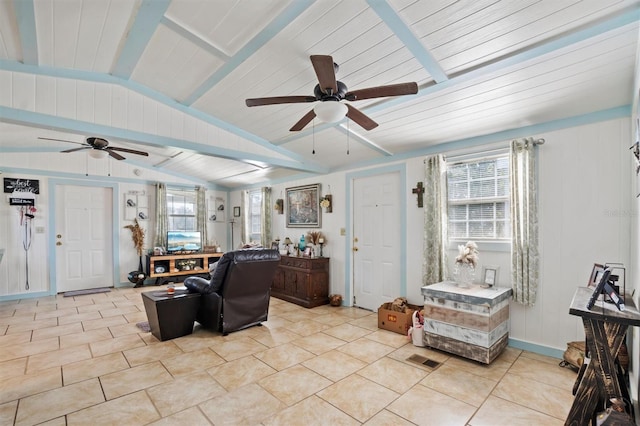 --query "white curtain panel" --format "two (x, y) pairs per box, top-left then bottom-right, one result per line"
(423, 154), (449, 286)
(510, 139), (540, 306)
(196, 186), (207, 247)
(154, 182), (167, 249)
